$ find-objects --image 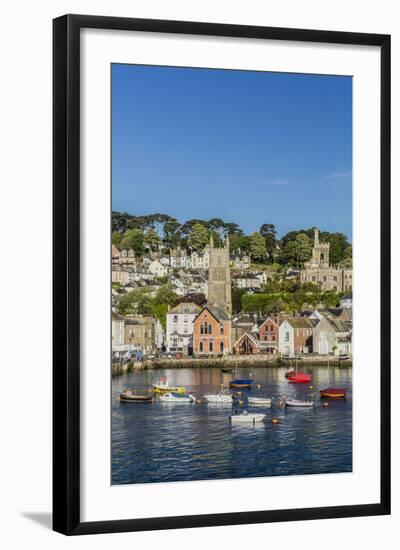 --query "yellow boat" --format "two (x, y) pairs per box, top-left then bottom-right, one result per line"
(152, 379), (185, 394)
